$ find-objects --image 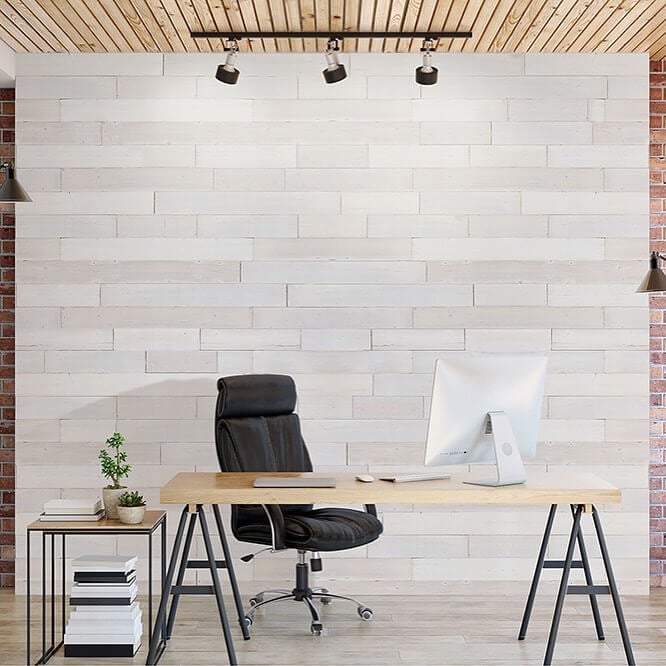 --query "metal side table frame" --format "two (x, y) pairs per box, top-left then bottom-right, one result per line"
(26, 511), (167, 665)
